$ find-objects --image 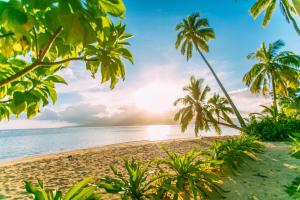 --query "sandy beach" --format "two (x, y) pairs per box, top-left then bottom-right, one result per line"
(0, 137), (299, 200)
